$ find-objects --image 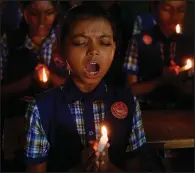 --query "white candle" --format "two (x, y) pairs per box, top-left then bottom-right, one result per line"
(176, 24), (182, 34)
(179, 59), (192, 72)
(97, 126), (108, 152)
(42, 67), (48, 83)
